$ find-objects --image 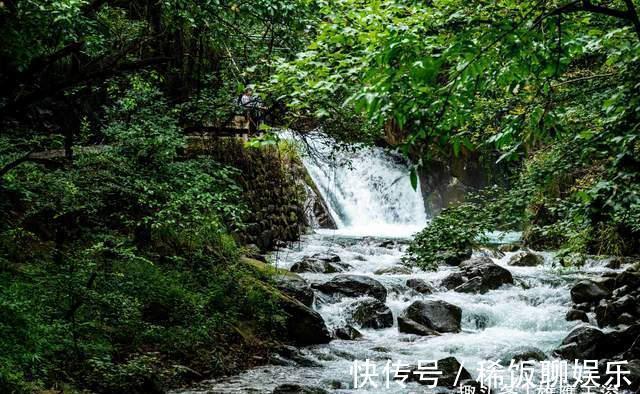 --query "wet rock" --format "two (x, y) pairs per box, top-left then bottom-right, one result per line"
(554, 326), (605, 360)
(625, 335), (640, 359)
(406, 278), (436, 294)
(441, 272), (465, 290)
(595, 295), (638, 327)
(408, 357), (471, 387)
(613, 285), (632, 298)
(508, 251), (543, 267)
(276, 291), (331, 345)
(618, 313), (637, 325)
(378, 240), (396, 248)
(475, 247), (505, 259)
(454, 277), (486, 293)
(510, 347), (547, 362)
(290, 257), (351, 274)
(313, 274), (387, 302)
(594, 276), (617, 292)
(348, 297), (393, 329)
(374, 265), (412, 275)
(626, 360), (640, 391)
(272, 384), (328, 394)
(334, 325), (362, 340)
(274, 275), (314, 307)
(600, 324), (640, 358)
(397, 316), (440, 336)
(498, 243), (521, 253)
(570, 279), (610, 304)
(401, 300), (461, 333)
(605, 257), (622, 269)
(311, 252), (341, 263)
(437, 249), (473, 266)
(272, 345), (321, 367)
(616, 269), (640, 289)
(566, 309), (589, 322)
(575, 302), (593, 312)
(457, 257), (514, 293)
